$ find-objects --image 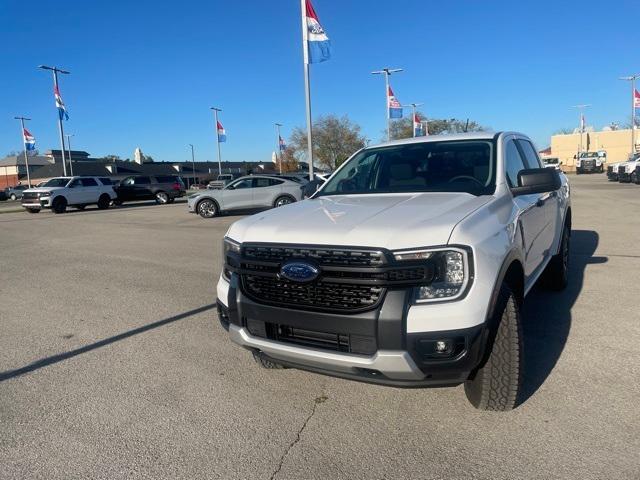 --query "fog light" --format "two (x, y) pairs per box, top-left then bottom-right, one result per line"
(435, 340), (448, 353)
